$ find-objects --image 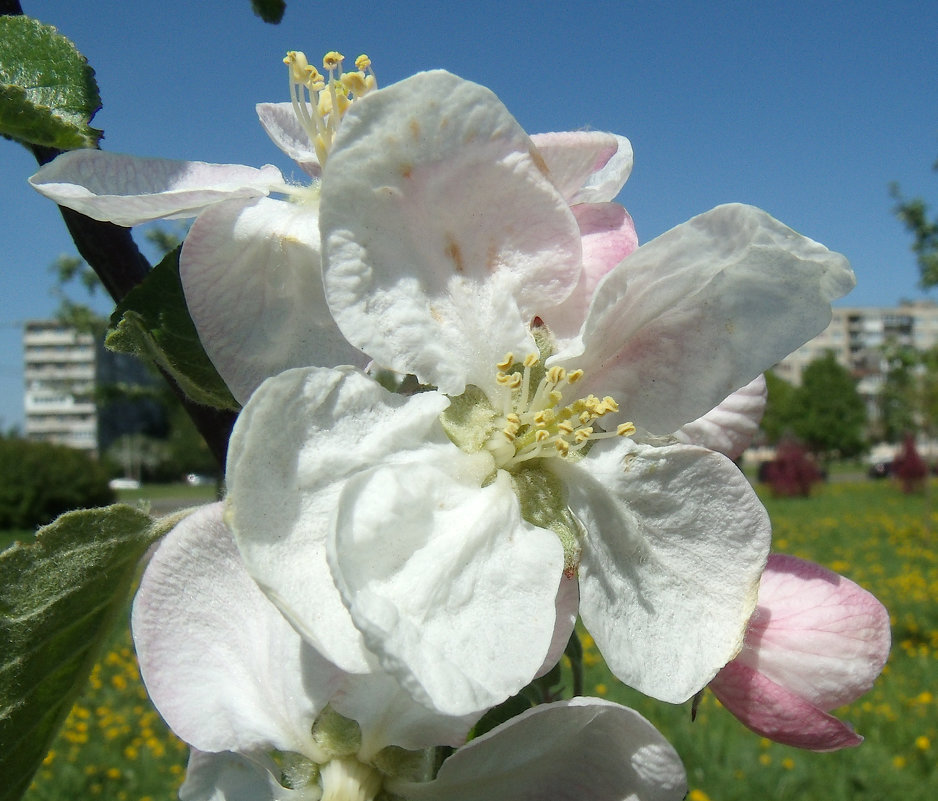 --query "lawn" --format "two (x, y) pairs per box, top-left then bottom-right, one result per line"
(7, 478), (937, 800)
